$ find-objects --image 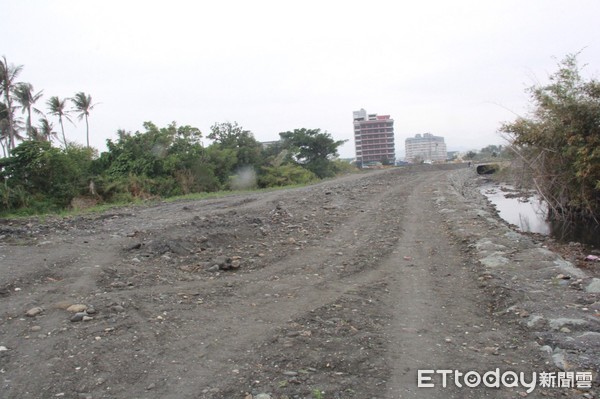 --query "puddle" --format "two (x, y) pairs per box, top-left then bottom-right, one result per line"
(480, 184), (550, 235)
(481, 183), (600, 249)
